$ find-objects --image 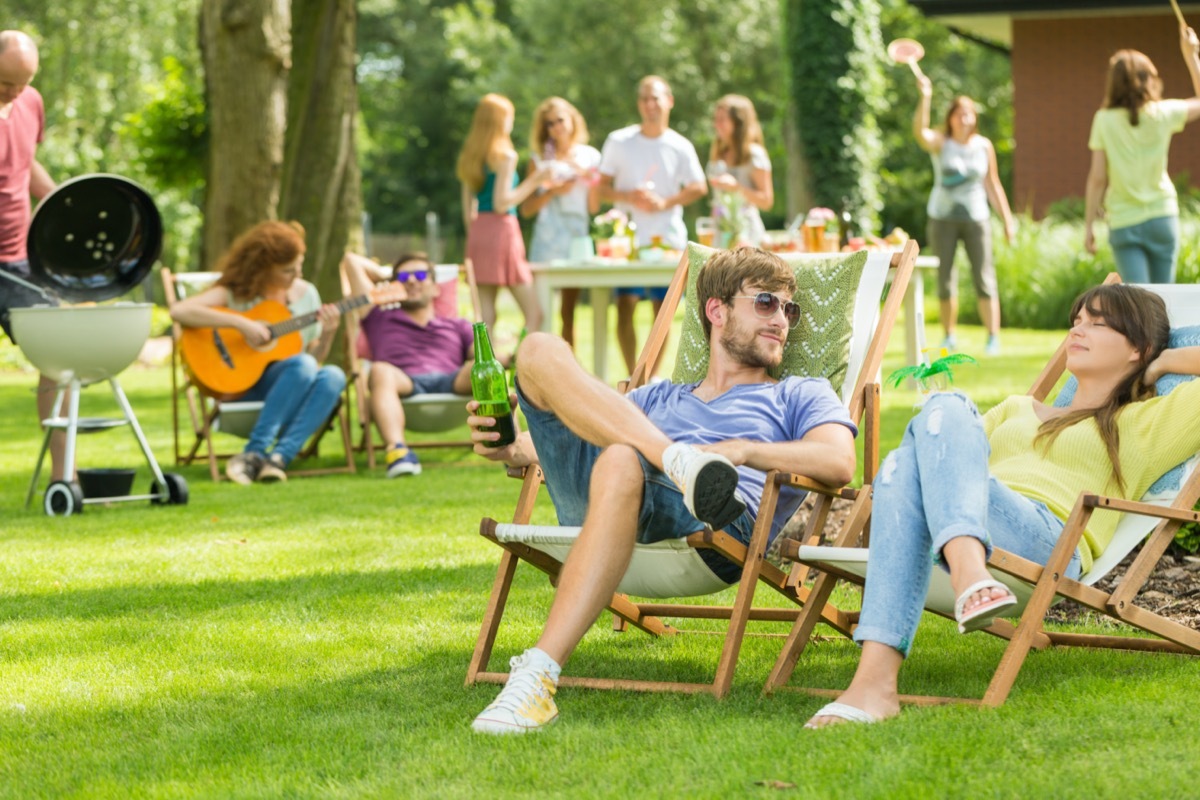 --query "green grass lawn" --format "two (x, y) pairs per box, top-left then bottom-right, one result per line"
(0, 298), (1193, 799)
